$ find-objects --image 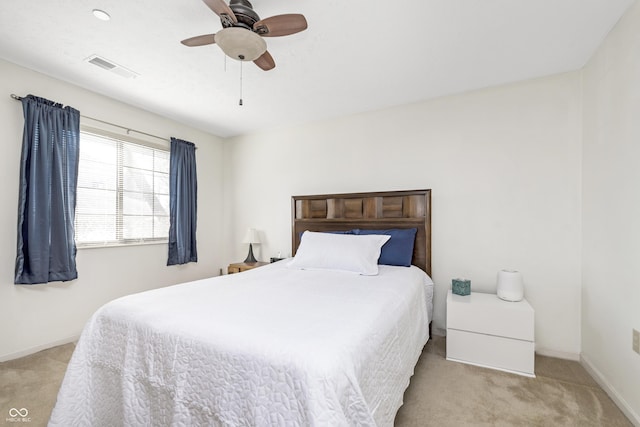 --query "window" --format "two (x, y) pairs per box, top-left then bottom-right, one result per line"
(75, 130), (170, 246)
